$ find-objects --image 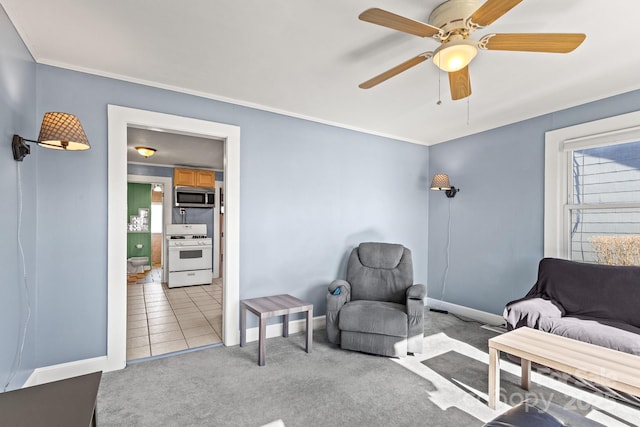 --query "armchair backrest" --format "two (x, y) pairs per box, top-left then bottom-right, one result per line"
(347, 242), (413, 304)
